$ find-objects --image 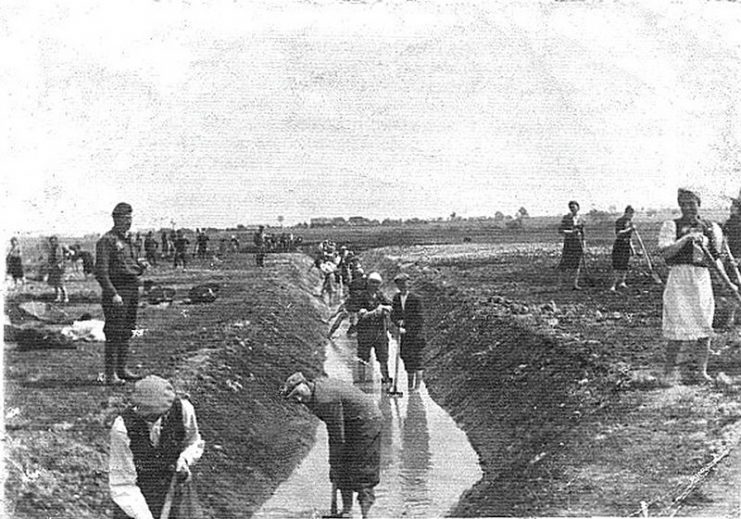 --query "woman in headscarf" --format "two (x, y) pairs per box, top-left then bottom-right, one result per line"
(609, 206), (636, 291)
(658, 188), (737, 384)
(557, 200), (585, 290)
